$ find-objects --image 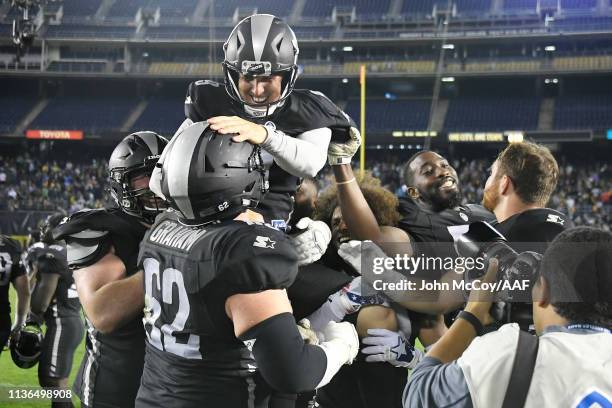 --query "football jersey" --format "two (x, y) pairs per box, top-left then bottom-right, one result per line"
(0, 235), (25, 325)
(54, 207), (148, 408)
(492, 207), (571, 253)
(397, 197), (496, 278)
(26, 242), (80, 319)
(135, 210), (298, 407)
(184, 80), (356, 222)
